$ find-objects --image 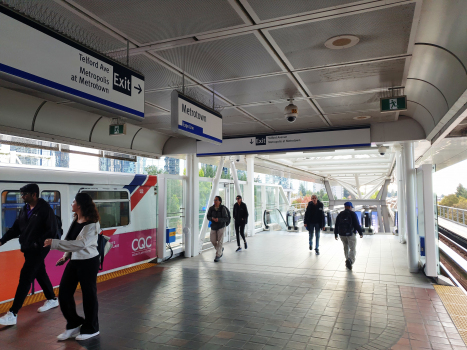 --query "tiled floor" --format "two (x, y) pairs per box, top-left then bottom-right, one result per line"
(0, 231), (465, 349)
